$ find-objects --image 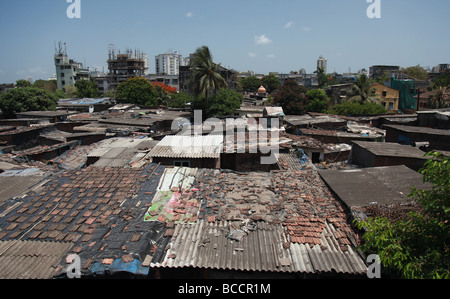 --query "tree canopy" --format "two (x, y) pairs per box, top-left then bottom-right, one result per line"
(187, 46), (227, 101)
(305, 89), (330, 113)
(193, 88), (243, 119)
(116, 77), (158, 106)
(402, 65), (429, 81)
(356, 152), (450, 279)
(240, 76), (261, 92)
(325, 101), (386, 116)
(348, 74), (380, 104)
(75, 80), (99, 98)
(0, 87), (58, 117)
(273, 80), (308, 115)
(261, 74), (281, 93)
